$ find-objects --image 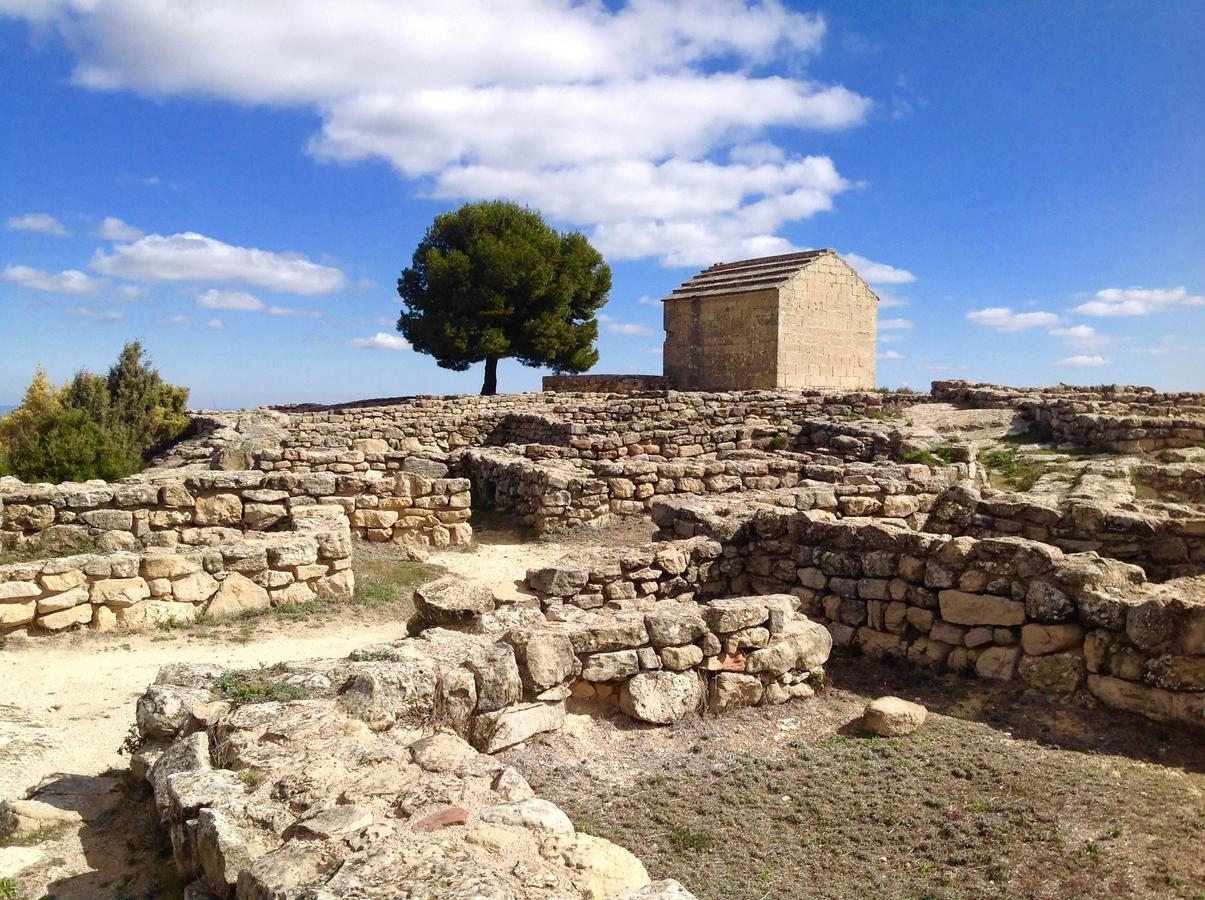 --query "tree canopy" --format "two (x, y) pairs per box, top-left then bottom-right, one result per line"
(0, 342), (190, 483)
(397, 200), (612, 394)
